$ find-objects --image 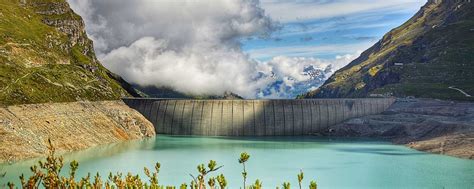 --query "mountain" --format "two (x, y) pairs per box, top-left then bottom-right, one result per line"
(303, 0), (474, 101)
(261, 64), (332, 99)
(135, 85), (244, 100)
(0, 0), (139, 106)
(132, 85), (191, 99)
(211, 91), (244, 100)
